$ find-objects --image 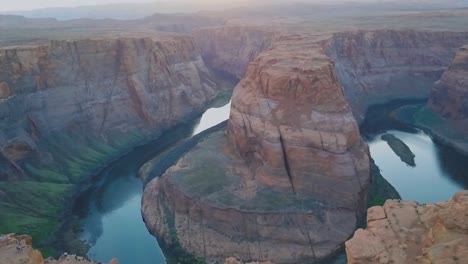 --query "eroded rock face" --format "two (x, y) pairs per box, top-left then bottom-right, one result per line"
(193, 26), (274, 79)
(329, 30), (468, 119)
(0, 82), (10, 99)
(142, 33), (370, 264)
(429, 45), (468, 120)
(143, 27), (468, 264)
(0, 234), (117, 264)
(345, 191), (468, 264)
(0, 35), (221, 181)
(225, 257), (274, 264)
(0, 34), (223, 244)
(227, 34), (370, 209)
